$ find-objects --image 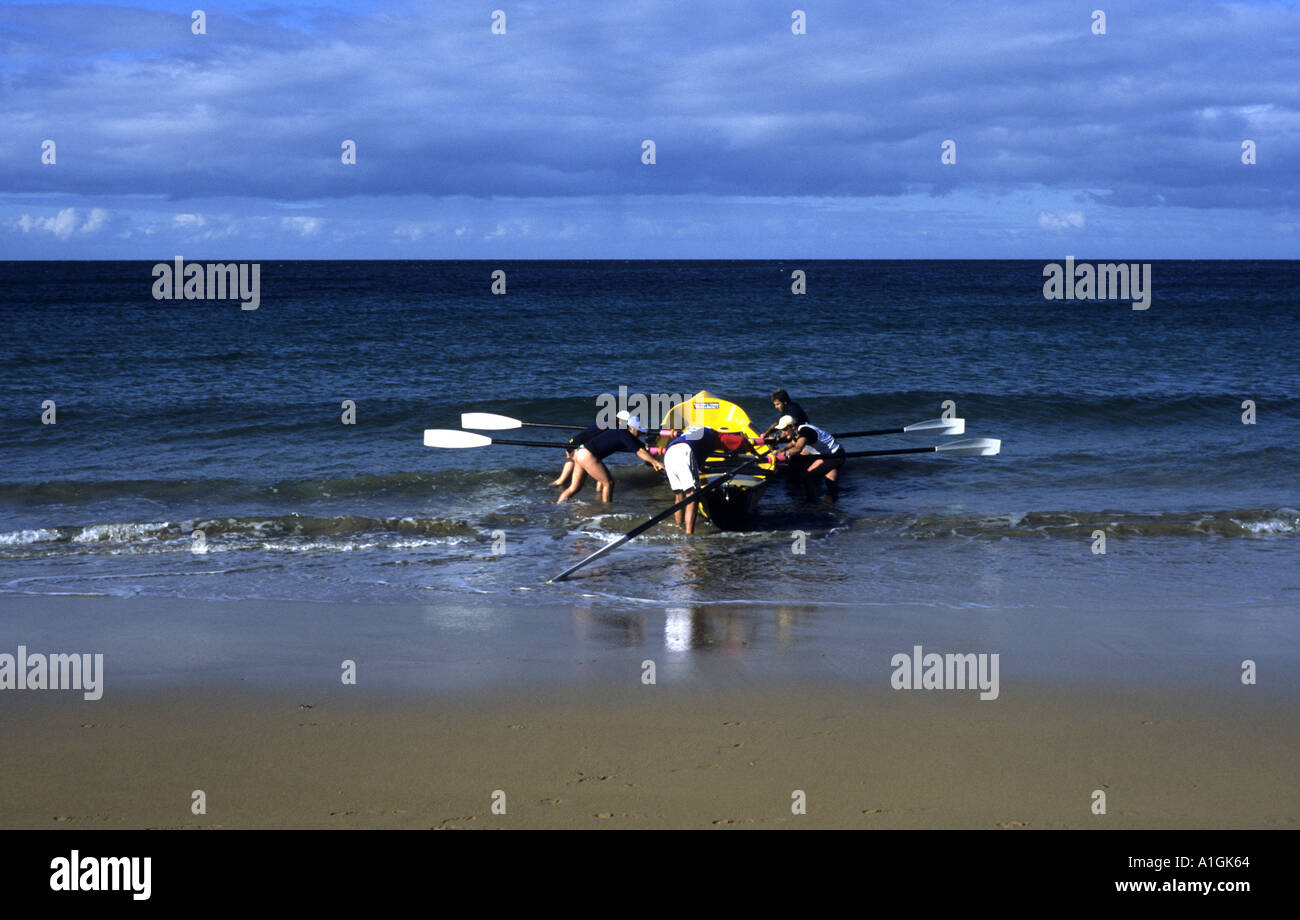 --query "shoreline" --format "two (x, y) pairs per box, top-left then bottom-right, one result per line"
(3, 594), (1296, 695)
